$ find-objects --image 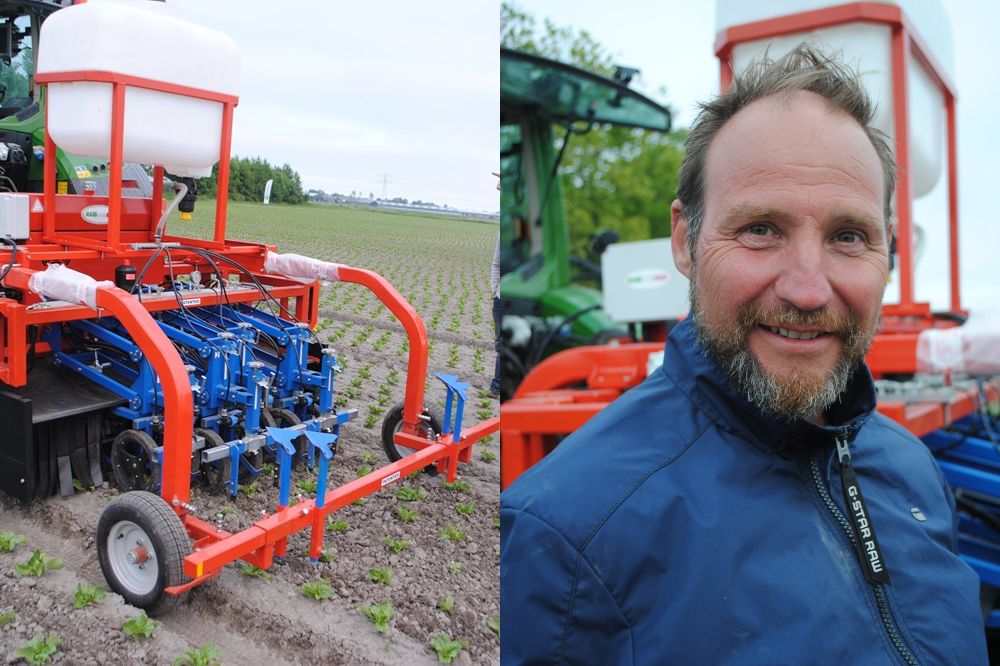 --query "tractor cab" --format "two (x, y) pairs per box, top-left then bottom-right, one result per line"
(0, 0), (152, 197)
(499, 48), (672, 397)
